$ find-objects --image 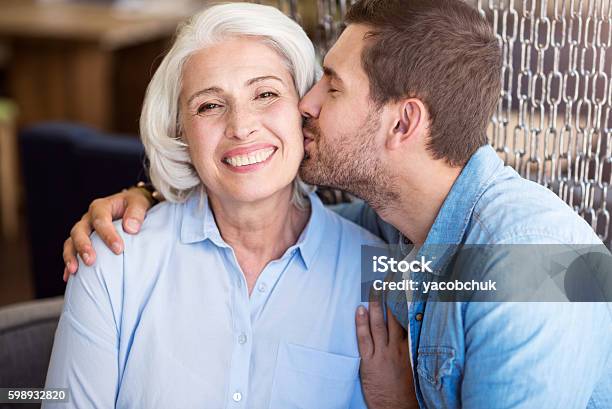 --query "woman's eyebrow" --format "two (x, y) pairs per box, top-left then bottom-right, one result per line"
(246, 75), (284, 86)
(188, 86), (223, 106)
(187, 76), (283, 106)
